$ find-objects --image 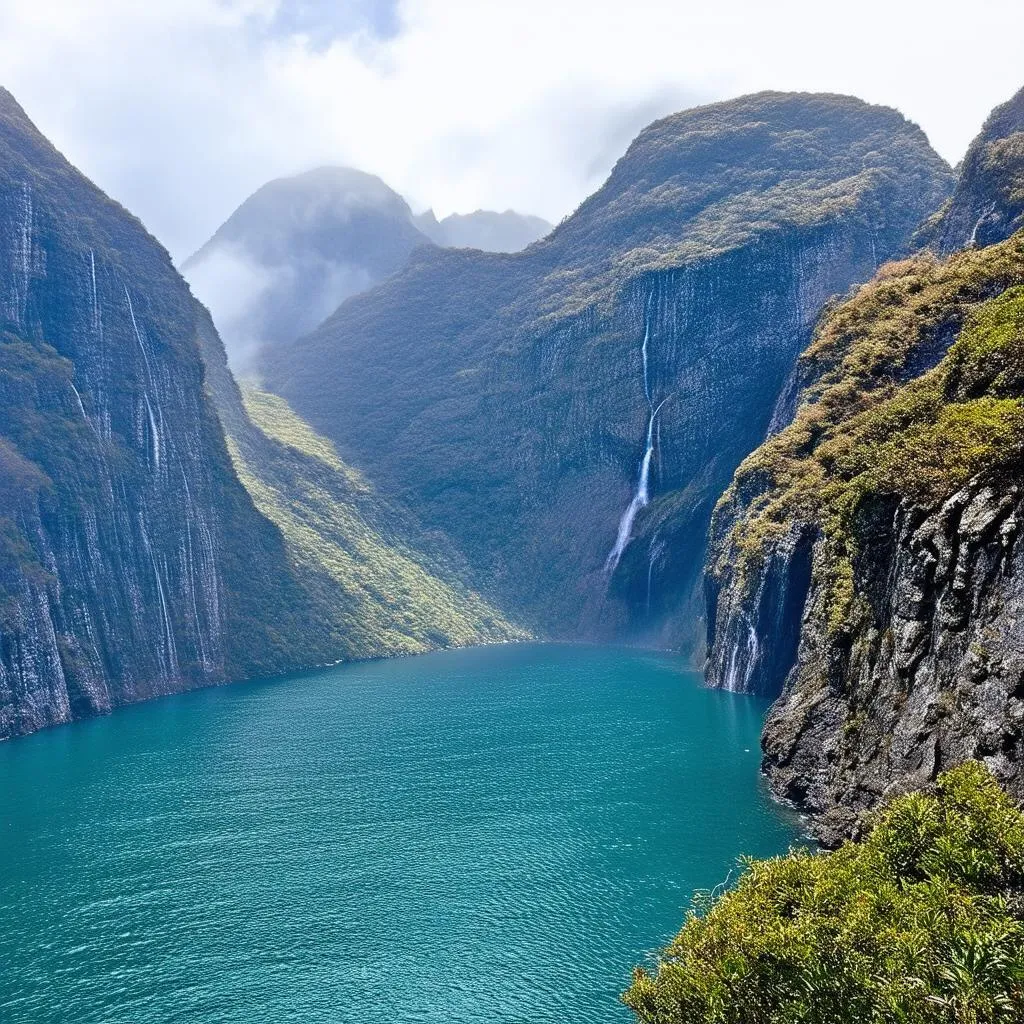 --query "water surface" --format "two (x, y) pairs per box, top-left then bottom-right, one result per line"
(0, 643), (799, 1023)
